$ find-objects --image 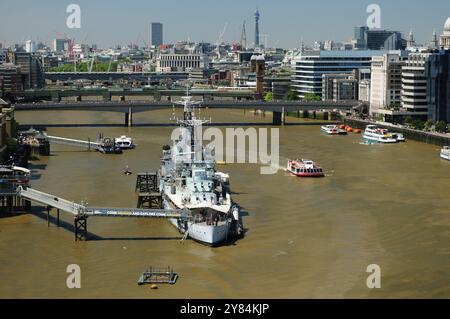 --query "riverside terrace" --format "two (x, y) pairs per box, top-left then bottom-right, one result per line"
(12, 100), (362, 126)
